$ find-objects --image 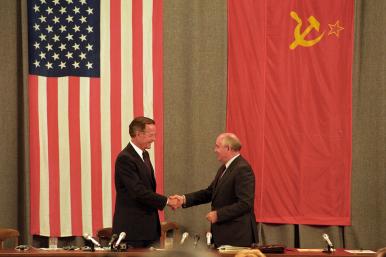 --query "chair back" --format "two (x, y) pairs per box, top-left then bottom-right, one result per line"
(0, 228), (19, 249)
(160, 221), (179, 248)
(96, 227), (112, 247)
(96, 222), (179, 248)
